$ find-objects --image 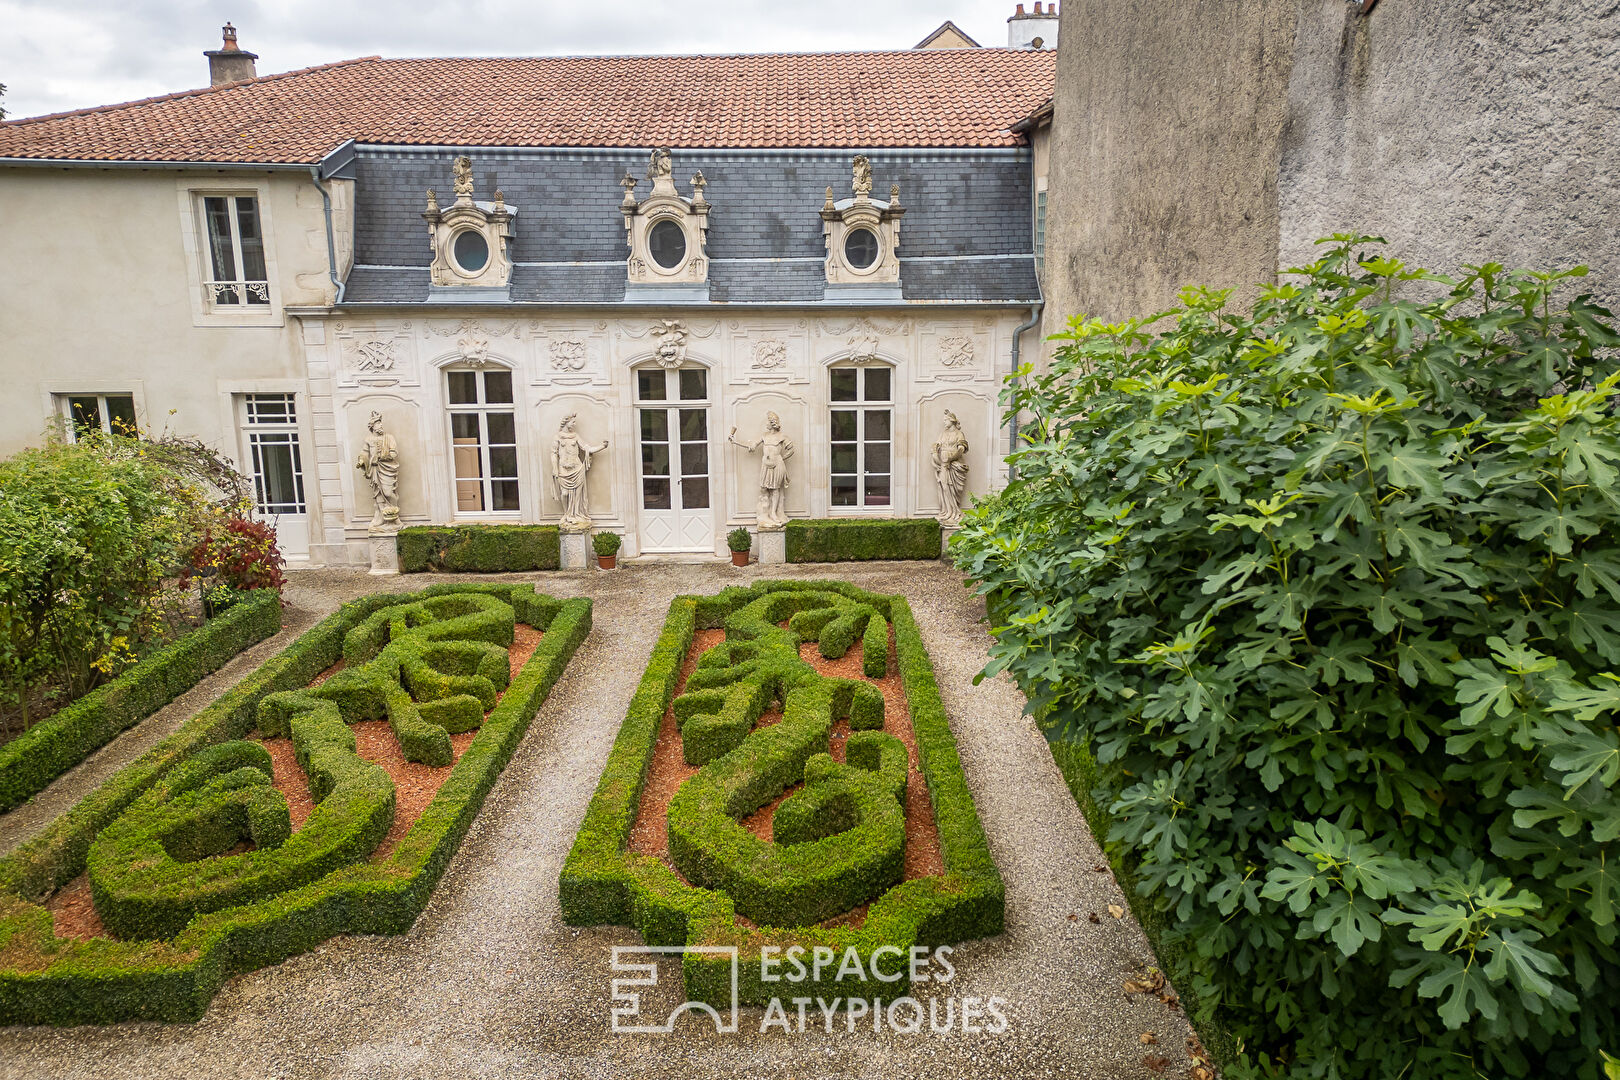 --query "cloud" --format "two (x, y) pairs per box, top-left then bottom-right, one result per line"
(0, 0), (1023, 120)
